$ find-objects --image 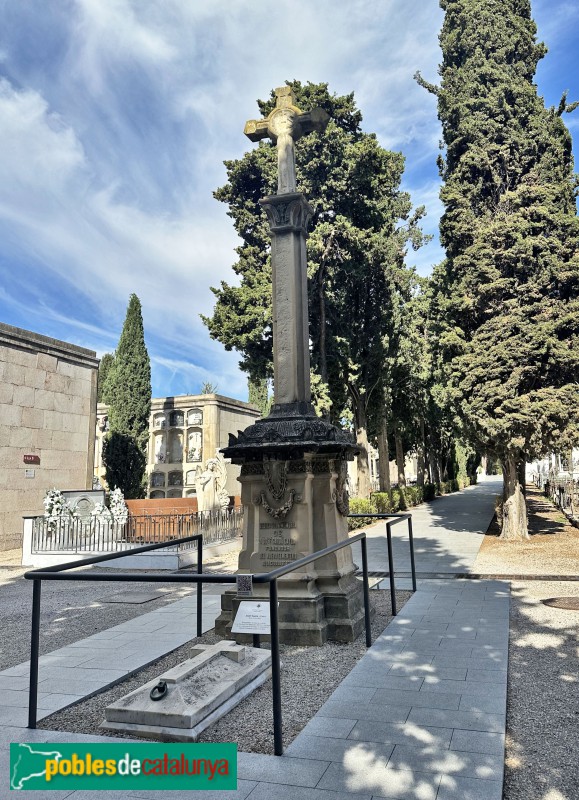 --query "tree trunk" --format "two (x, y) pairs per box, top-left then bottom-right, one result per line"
(500, 452), (529, 540)
(430, 450), (440, 484)
(377, 419), (391, 494)
(356, 425), (372, 499)
(416, 417), (426, 487)
(350, 392), (371, 499)
(394, 422), (406, 488)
